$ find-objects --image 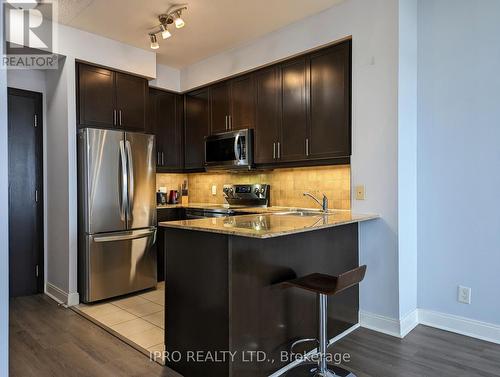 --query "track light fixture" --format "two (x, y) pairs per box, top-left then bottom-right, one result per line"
(148, 5), (187, 49)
